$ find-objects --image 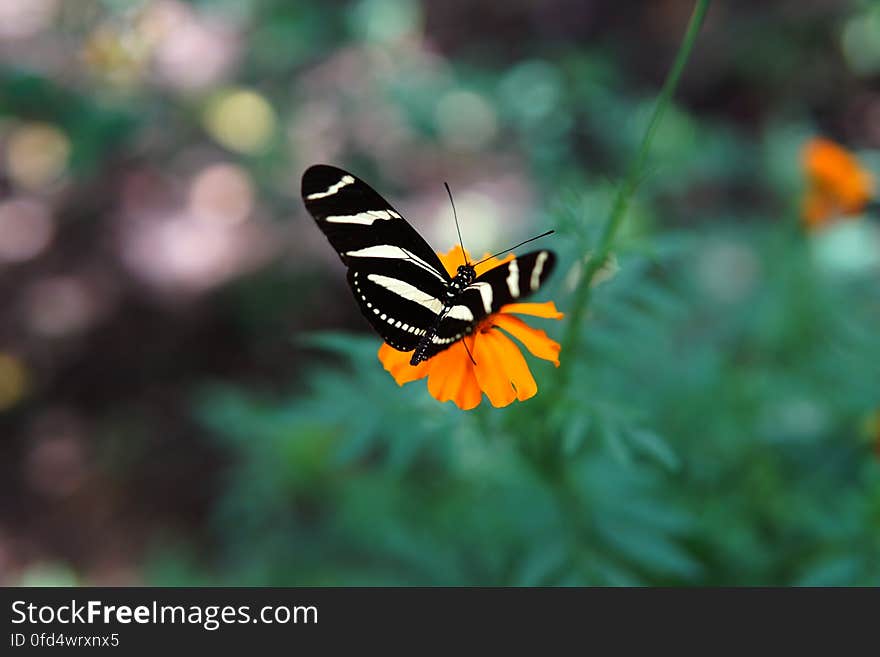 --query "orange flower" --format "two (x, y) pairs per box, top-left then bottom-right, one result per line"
(801, 137), (875, 230)
(378, 245), (563, 410)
